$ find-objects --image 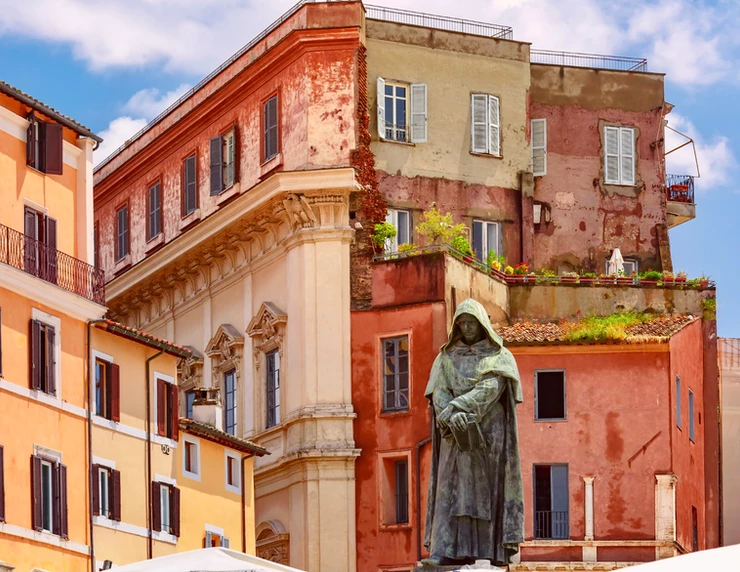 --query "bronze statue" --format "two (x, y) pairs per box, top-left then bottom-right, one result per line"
(422, 298), (524, 566)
